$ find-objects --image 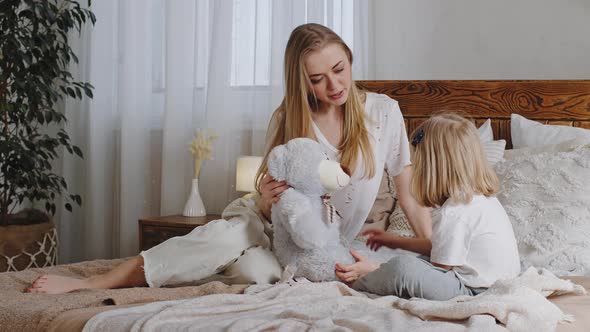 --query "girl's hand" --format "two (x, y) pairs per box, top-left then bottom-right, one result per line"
(257, 174), (290, 220)
(362, 229), (397, 251)
(335, 249), (380, 284)
(364, 230), (432, 256)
